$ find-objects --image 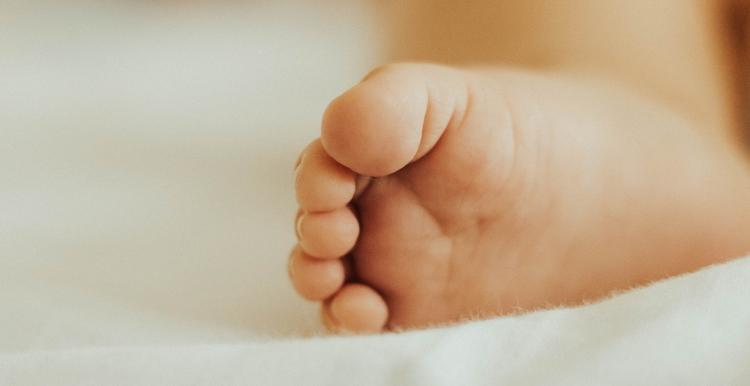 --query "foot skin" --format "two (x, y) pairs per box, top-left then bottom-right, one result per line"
(289, 63), (750, 333)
